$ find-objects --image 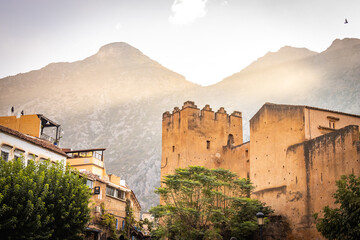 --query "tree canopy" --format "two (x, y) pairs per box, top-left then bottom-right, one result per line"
(150, 166), (272, 240)
(314, 174), (360, 240)
(0, 158), (91, 240)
